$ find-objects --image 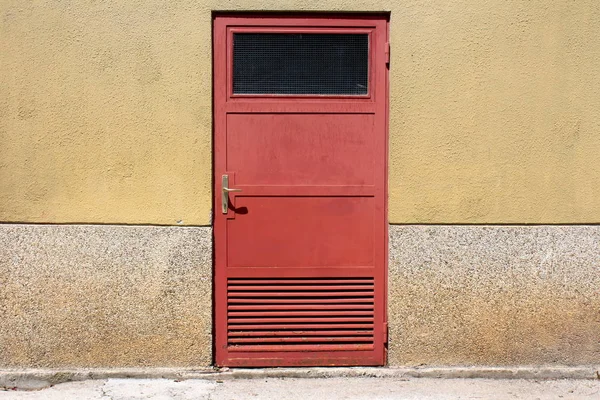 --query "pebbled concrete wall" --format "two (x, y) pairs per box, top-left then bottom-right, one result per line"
(388, 225), (600, 366)
(0, 225), (212, 367)
(3, 224), (597, 368)
(2, 1), (600, 225)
